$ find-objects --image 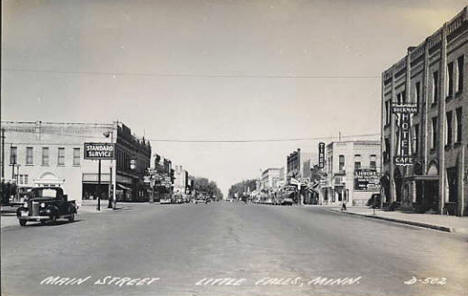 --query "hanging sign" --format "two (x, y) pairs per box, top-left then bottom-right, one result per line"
(392, 103), (417, 166)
